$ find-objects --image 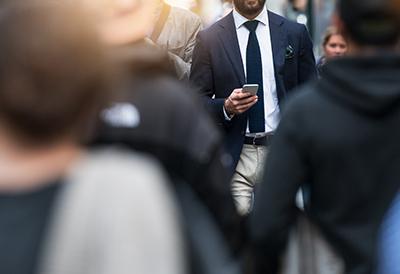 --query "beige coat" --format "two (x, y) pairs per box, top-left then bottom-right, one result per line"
(156, 6), (202, 80)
